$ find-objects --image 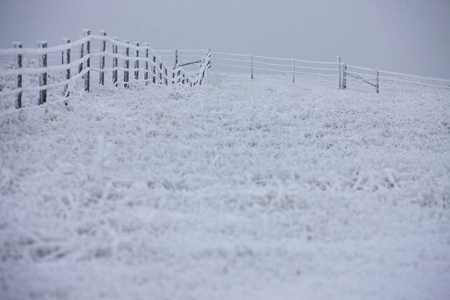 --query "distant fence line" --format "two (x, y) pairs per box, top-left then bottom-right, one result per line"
(211, 51), (450, 94)
(0, 29), (211, 110)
